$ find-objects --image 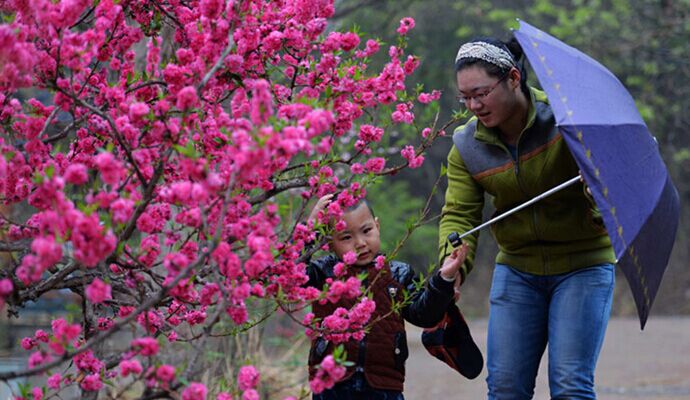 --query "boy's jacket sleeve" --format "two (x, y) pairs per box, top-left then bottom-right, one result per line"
(438, 145), (484, 280)
(393, 262), (455, 328)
